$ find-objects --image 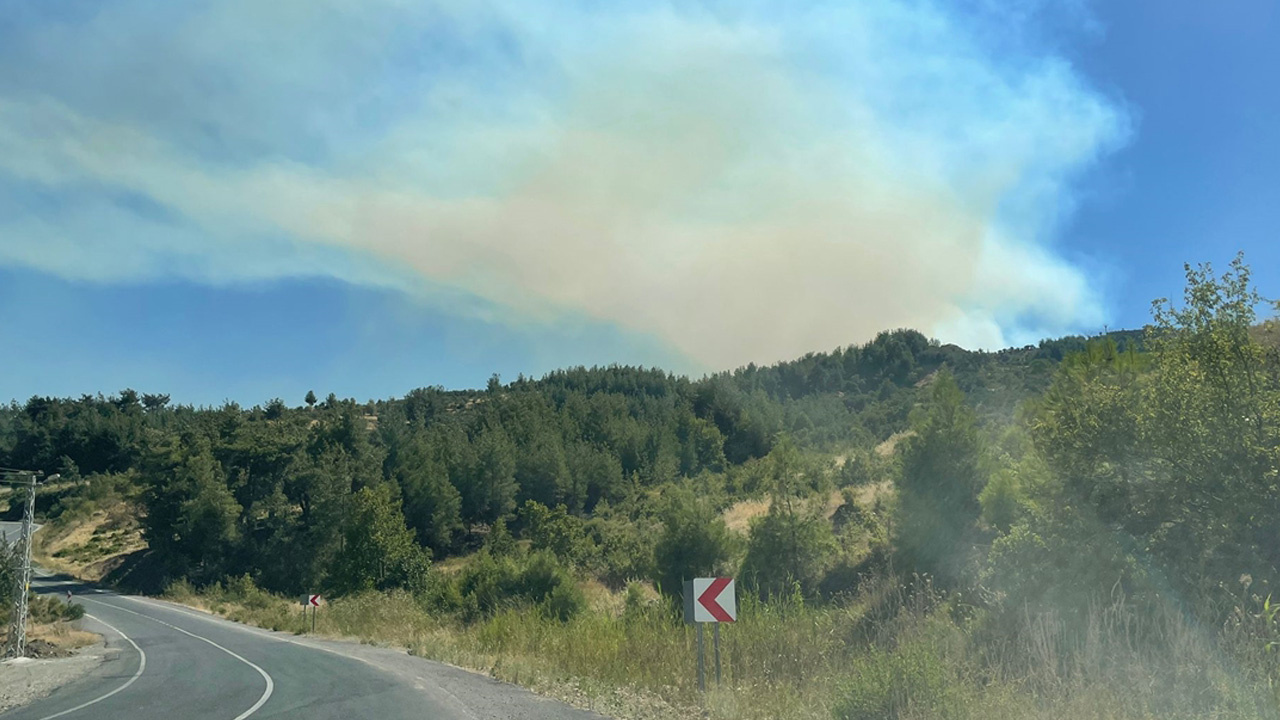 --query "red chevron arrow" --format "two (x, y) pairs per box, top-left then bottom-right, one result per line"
(697, 577), (734, 622)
